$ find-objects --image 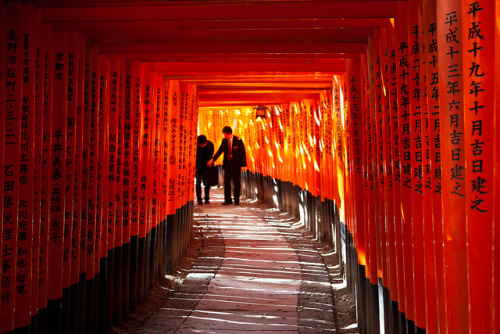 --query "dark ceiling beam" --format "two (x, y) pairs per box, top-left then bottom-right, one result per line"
(50, 18), (388, 31)
(41, 1), (396, 22)
(85, 28), (372, 44)
(116, 53), (361, 62)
